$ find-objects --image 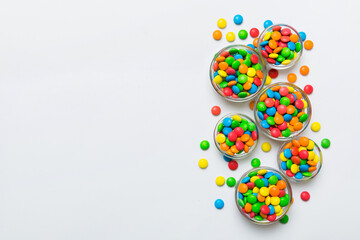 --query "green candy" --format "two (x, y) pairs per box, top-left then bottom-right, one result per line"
(239, 49), (247, 57)
(295, 42), (302, 52)
(232, 60), (241, 70)
(225, 56), (235, 66)
(286, 160), (292, 169)
(219, 82), (228, 88)
(292, 108), (298, 117)
(257, 102), (267, 112)
(248, 171), (258, 177)
(266, 116), (275, 125)
(251, 158), (261, 168)
(238, 29), (248, 39)
(255, 179), (265, 188)
(280, 196), (290, 207)
(231, 120), (240, 128)
(280, 215), (289, 224)
(217, 123), (224, 132)
(251, 203), (261, 213)
(254, 215), (263, 221)
(243, 189), (252, 197)
(248, 122), (256, 132)
(253, 63), (262, 71)
(321, 138), (331, 148)
(200, 140), (210, 150)
(240, 122), (248, 131)
(238, 199), (245, 207)
(238, 92), (248, 98)
(226, 177), (236, 187)
(236, 83), (244, 92)
(243, 197), (247, 204)
(268, 175), (278, 185)
(280, 97), (290, 106)
(238, 74), (248, 84)
(281, 47), (291, 58)
(300, 160), (307, 165)
(243, 58), (252, 67)
(282, 128), (291, 137)
(288, 51), (295, 60)
(277, 55), (285, 63)
(242, 119), (248, 124)
(226, 138), (234, 146)
(299, 113), (308, 122)
(303, 172), (312, 177)
(247, 194), (257, 204)
(229, 48), (239, 55)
